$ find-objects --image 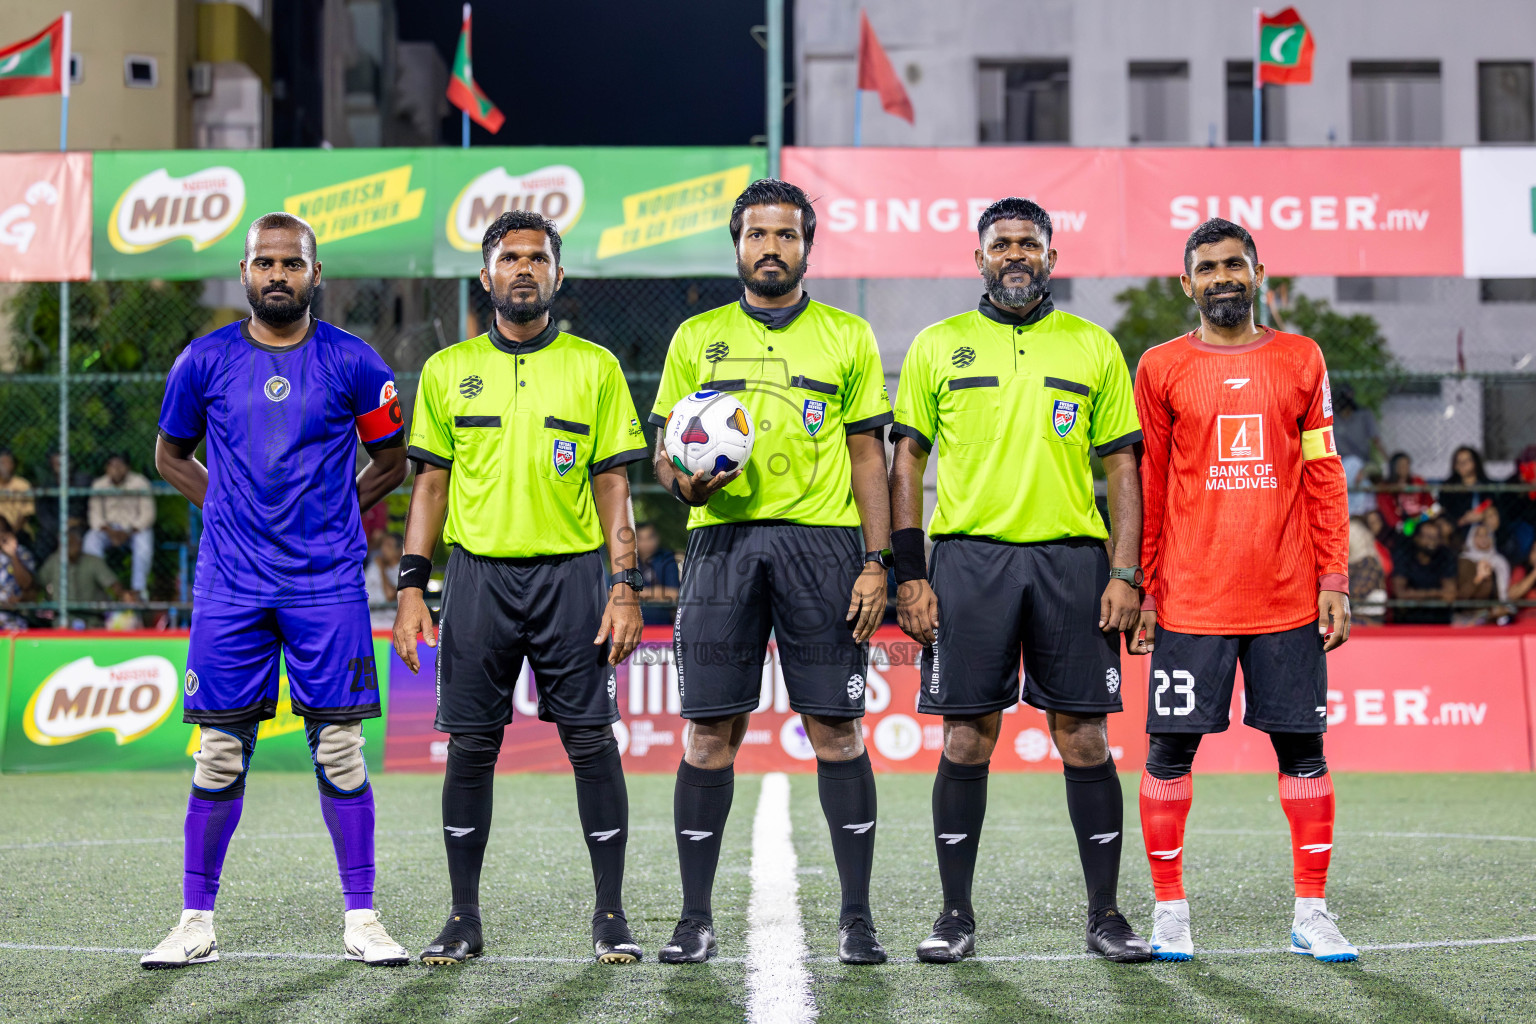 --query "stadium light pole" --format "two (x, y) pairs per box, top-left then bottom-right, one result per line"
(766, 0), (783, 179)
(457, 5), (473, 344)
(56, 11), (72, 627)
